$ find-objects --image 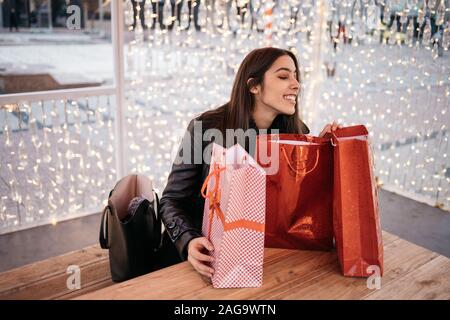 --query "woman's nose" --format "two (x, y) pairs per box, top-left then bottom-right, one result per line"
(291, 78), (300, 91)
